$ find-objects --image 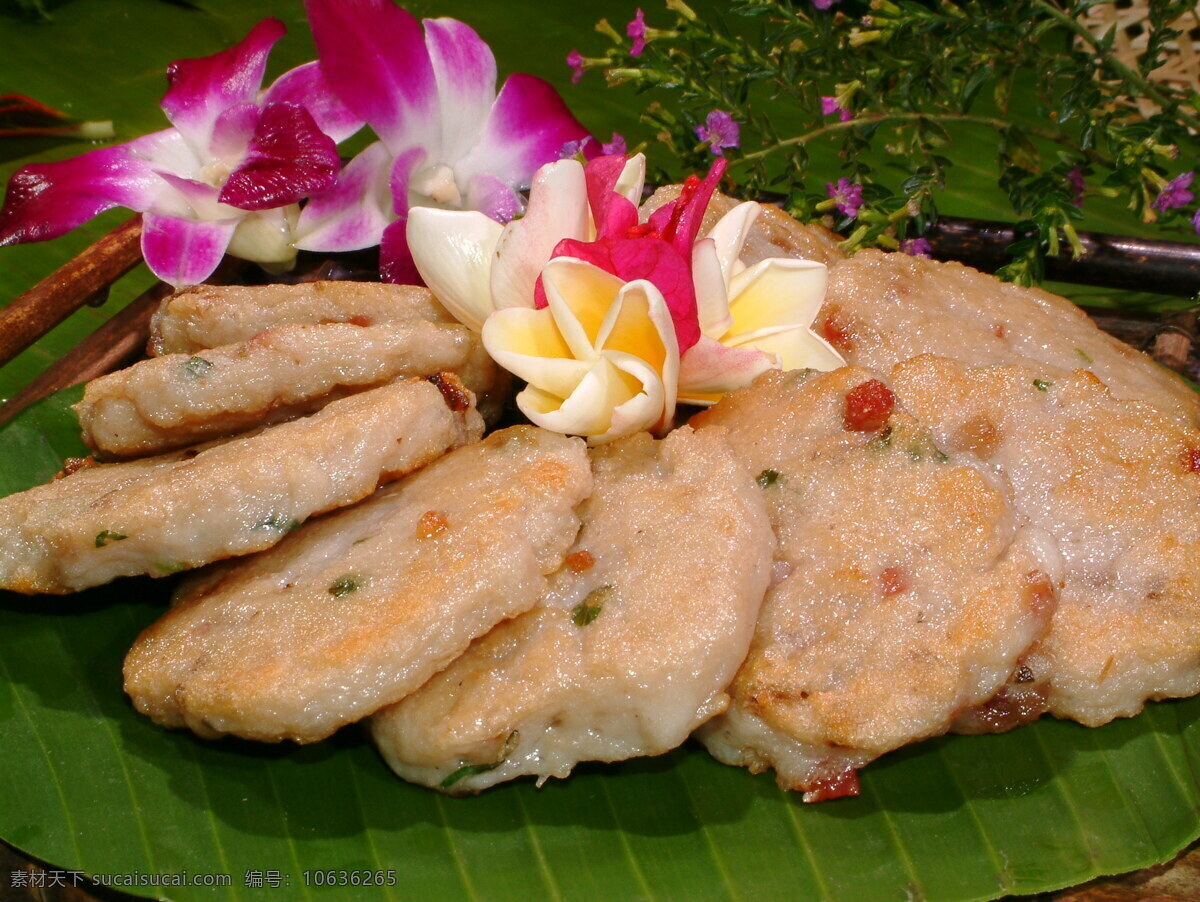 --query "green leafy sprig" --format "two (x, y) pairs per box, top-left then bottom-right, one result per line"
(578, 0), (1200, 284)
